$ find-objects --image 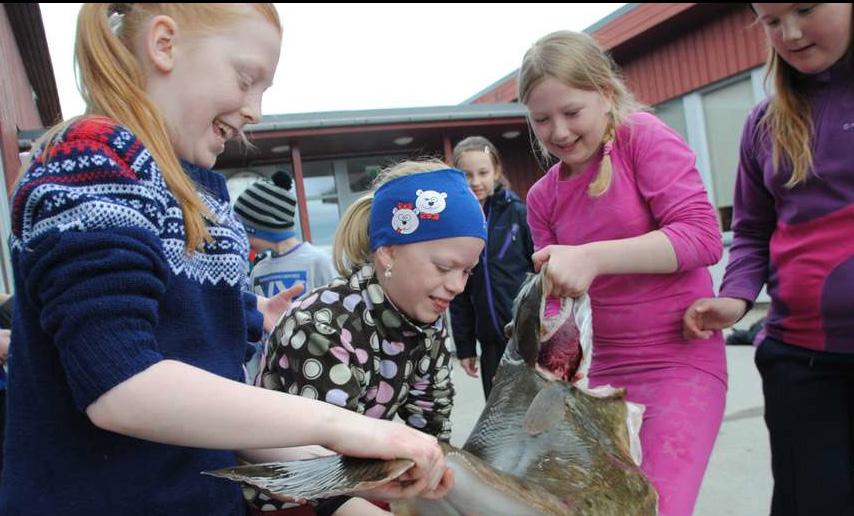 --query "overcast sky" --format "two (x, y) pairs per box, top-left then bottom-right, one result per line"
(40, 3), (625, 118)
